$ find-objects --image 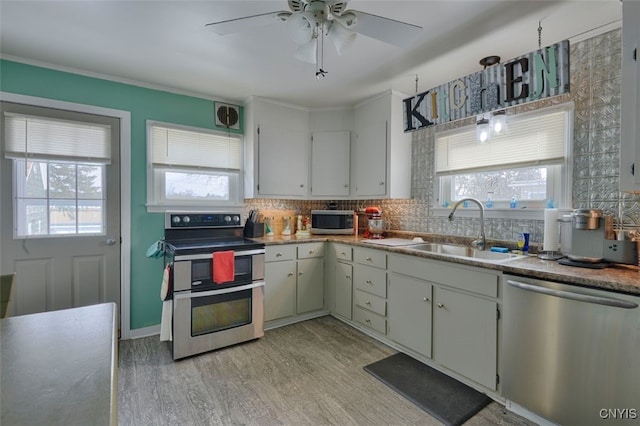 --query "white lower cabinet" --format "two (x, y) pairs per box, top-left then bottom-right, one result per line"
(388, 273), (432, 358)
(297, 257), (324, 314)
(264, 243), (325, 323)
(433, 287), (497, 390)
(352, 247), (388, 335)
(264, 246), (297, 322)
(334, 261), (353, 319)
(388, 253), (499, 391)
